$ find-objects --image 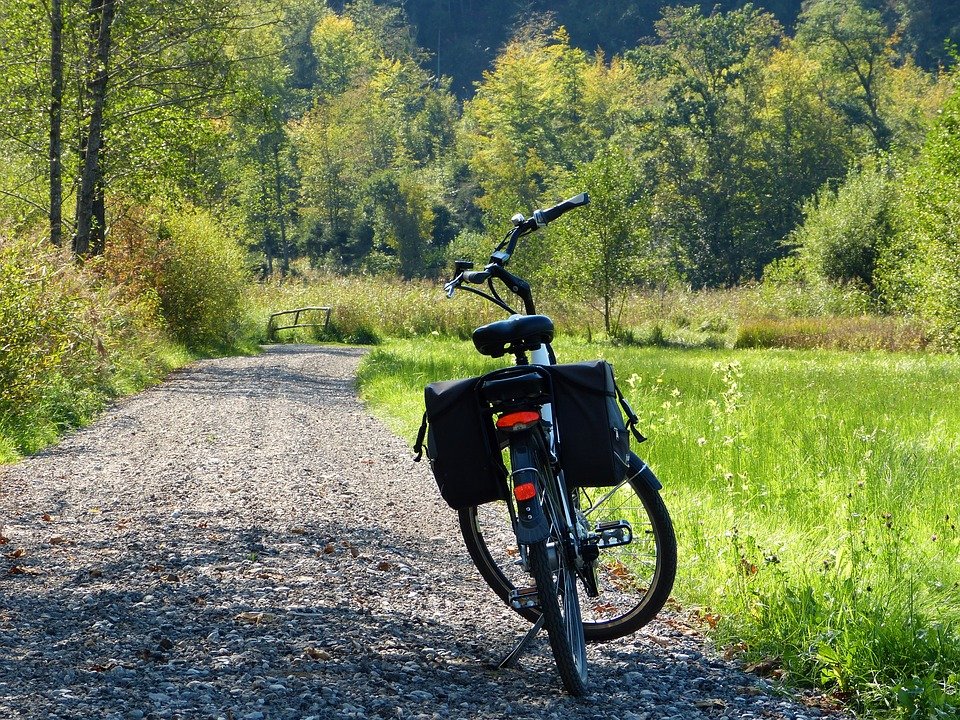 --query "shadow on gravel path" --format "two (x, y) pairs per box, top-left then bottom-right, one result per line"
(0, 345), (842, 720)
